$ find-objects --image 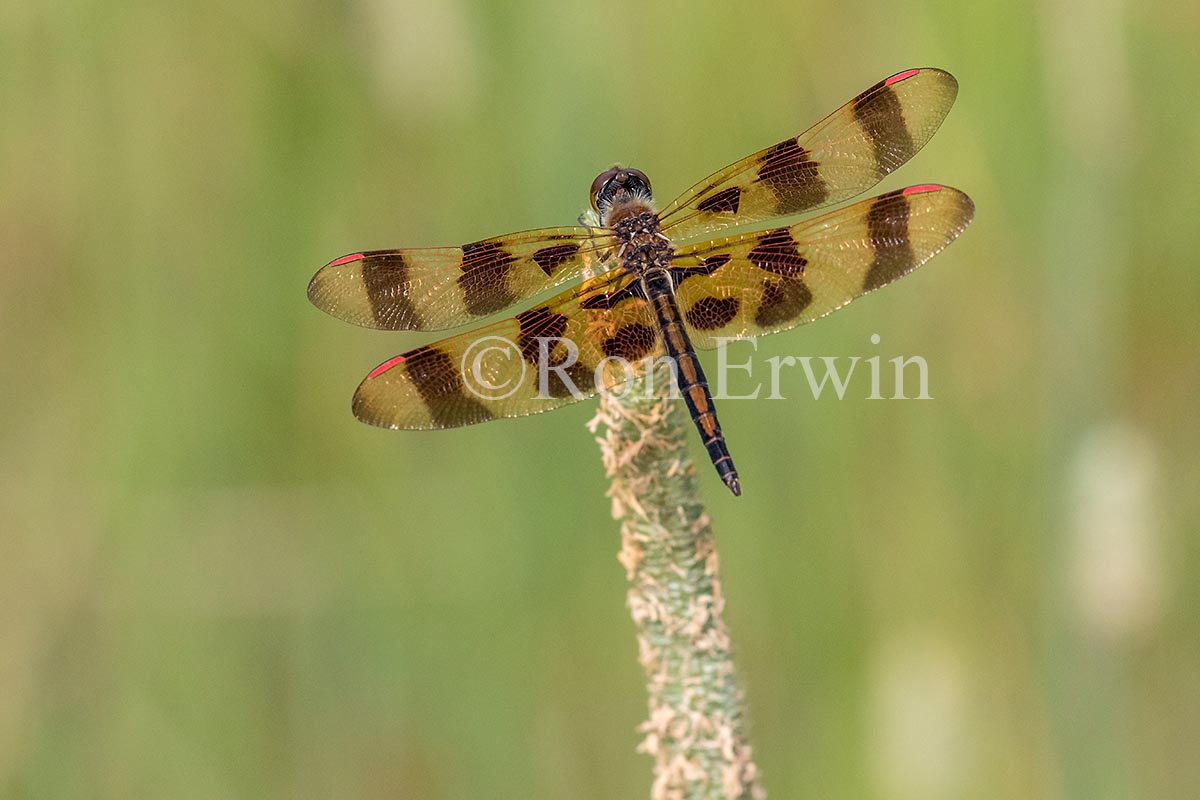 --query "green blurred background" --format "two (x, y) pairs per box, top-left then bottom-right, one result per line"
(3, 0), (1198, 798)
